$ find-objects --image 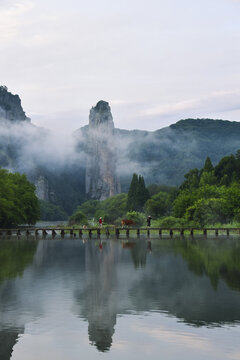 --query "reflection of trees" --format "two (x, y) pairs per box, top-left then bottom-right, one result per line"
(128, 238), (240, 327)
(0, 238), (37, 360)
(128, 240), (147, 268)
(0, 239), (38, 283)
(173, 238), (240, 290)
